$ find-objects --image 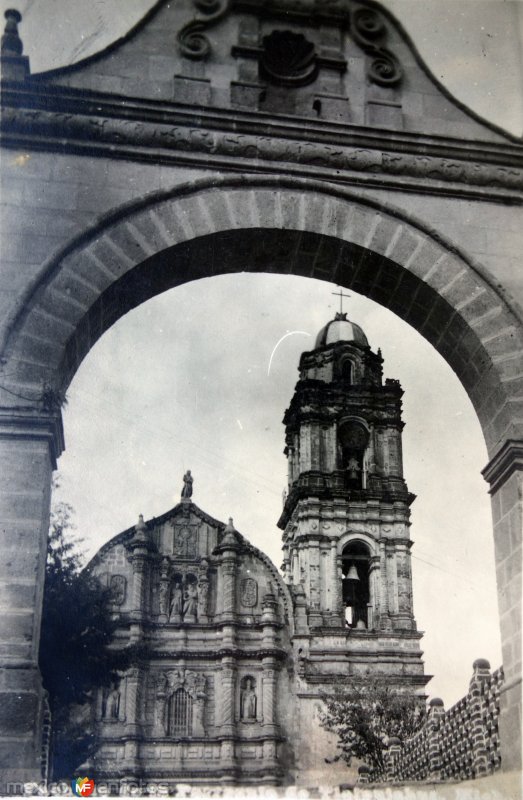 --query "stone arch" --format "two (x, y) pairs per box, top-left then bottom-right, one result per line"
(3, 175), (522, 459)
(338, 532), (378, 557)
